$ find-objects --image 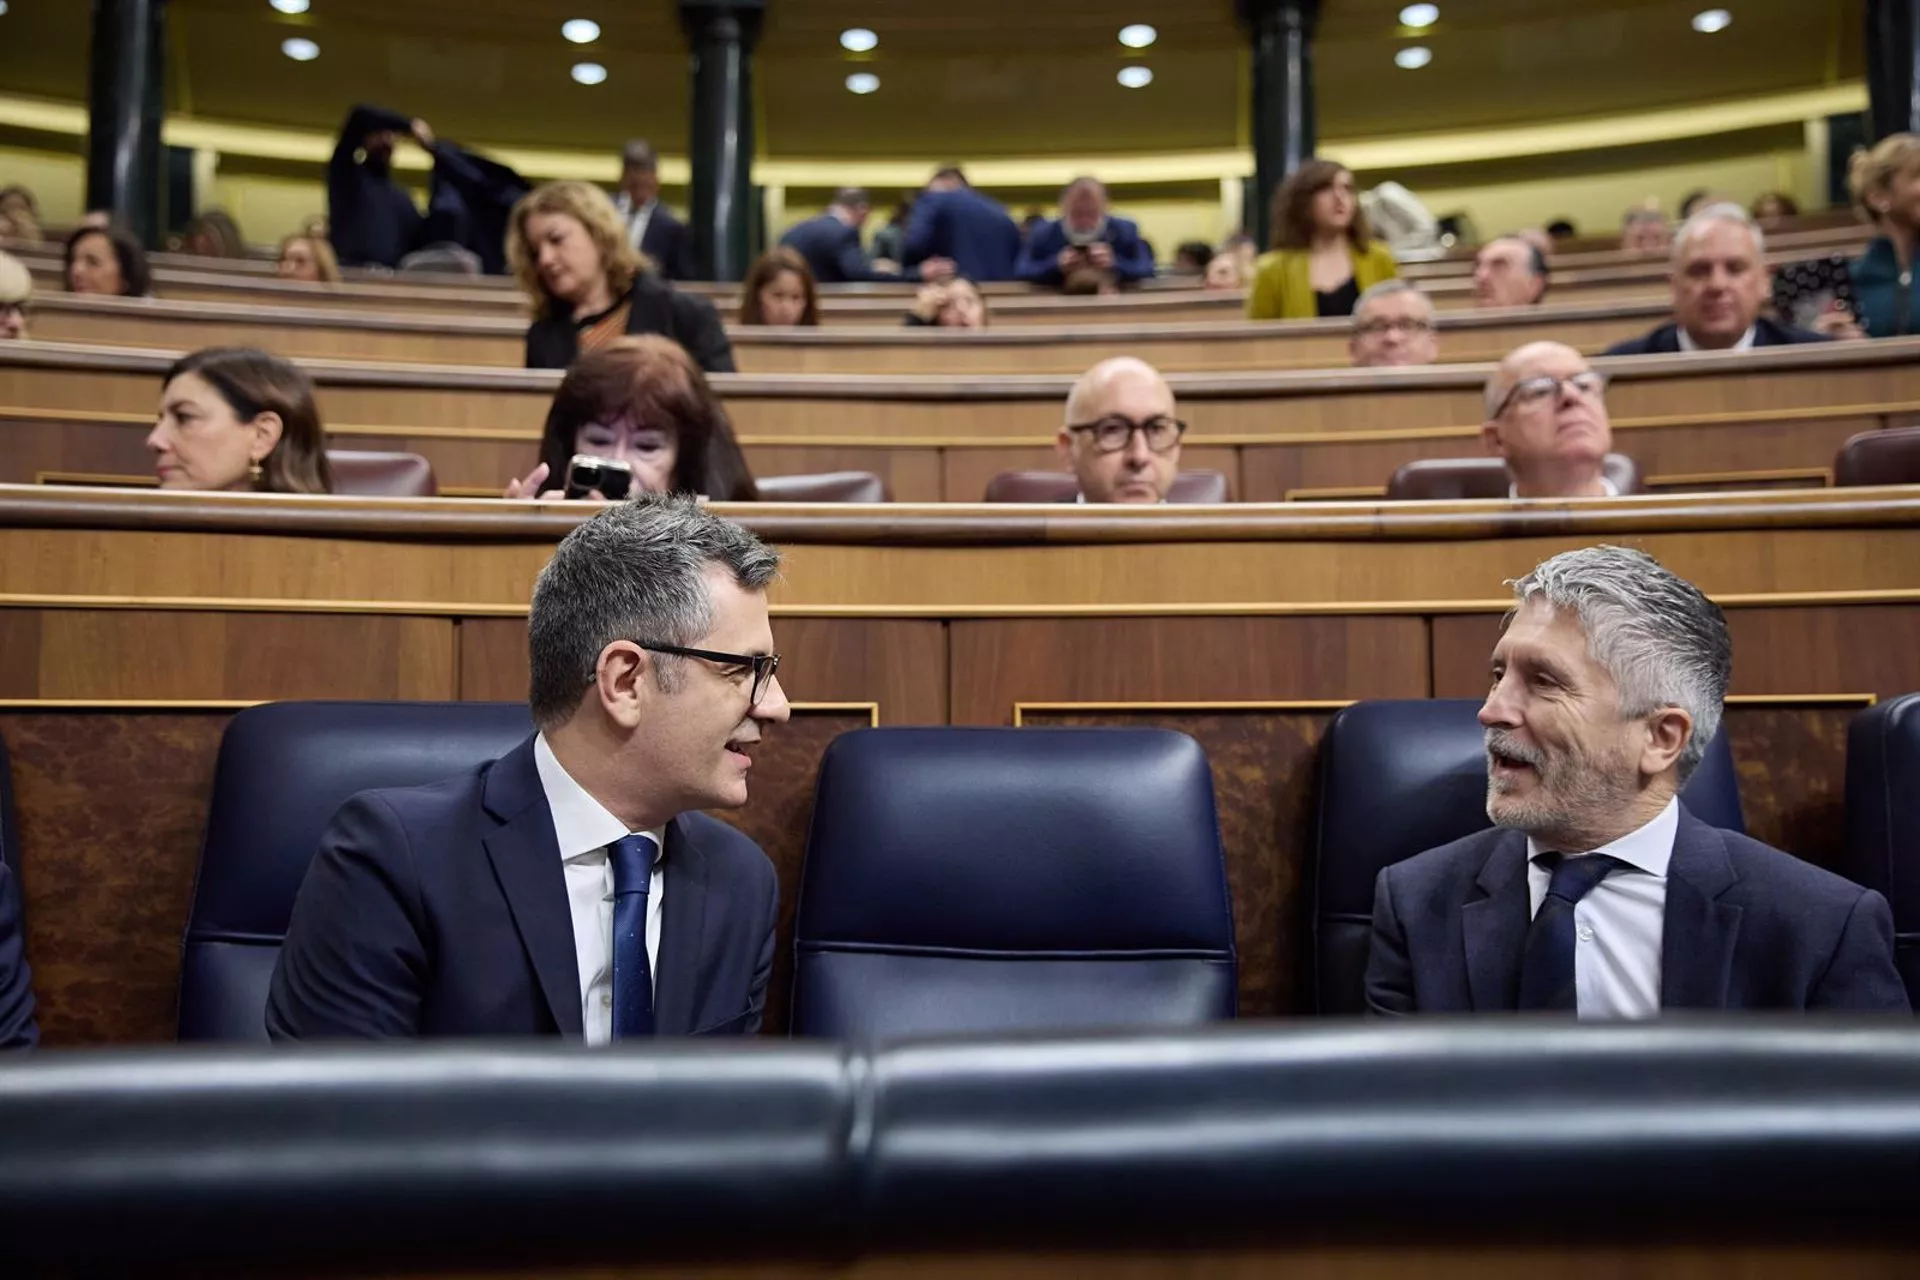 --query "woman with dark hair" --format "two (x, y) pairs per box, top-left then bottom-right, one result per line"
(65, 224), (152, 297)
(148, 347), (333, 493)
(739, 247), (820, 326)
(1245, 159), (1398, 320)
(904, 276), (988, 328)
(181, 208), (246, 258)
(504, 335), (757, 502)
